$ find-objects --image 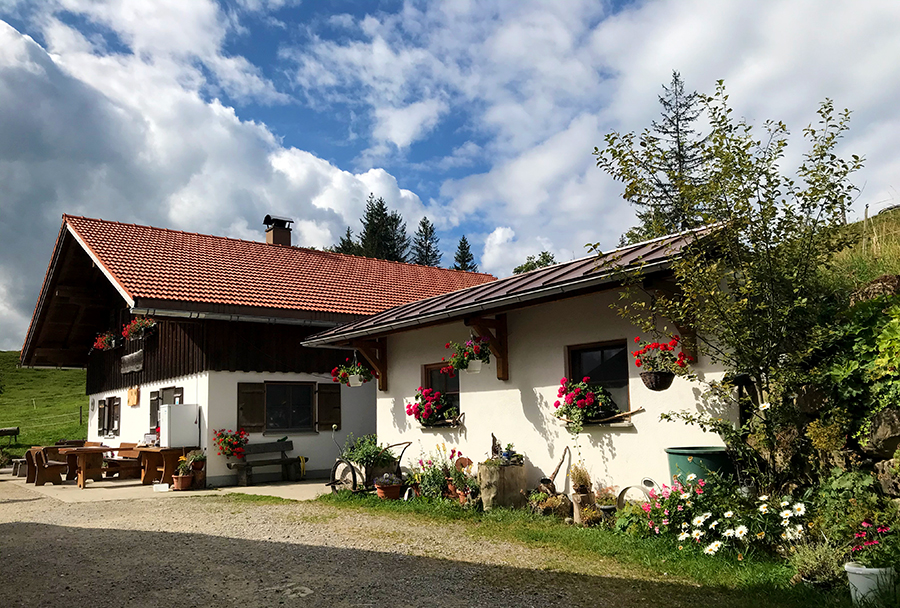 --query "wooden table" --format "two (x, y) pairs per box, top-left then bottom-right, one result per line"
(134, 447), (197, 486)
(58, 446), (121, 489)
